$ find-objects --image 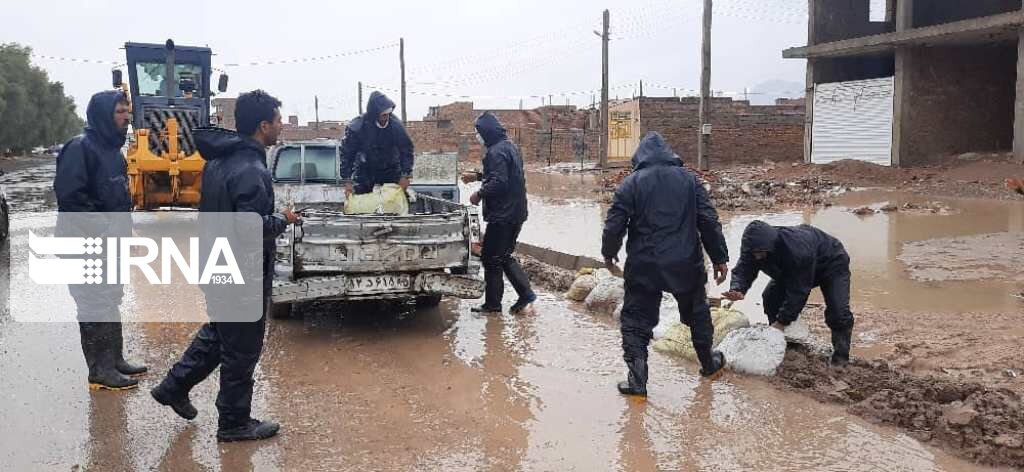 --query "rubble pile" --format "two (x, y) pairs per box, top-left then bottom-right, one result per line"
(708, 176), (849, 211)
